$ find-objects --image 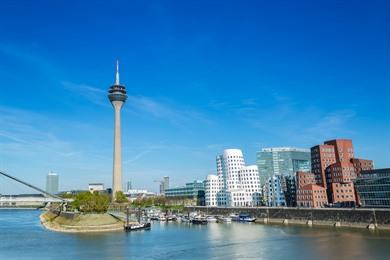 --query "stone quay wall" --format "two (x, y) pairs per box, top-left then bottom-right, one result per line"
(185, 206), (390, 230)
